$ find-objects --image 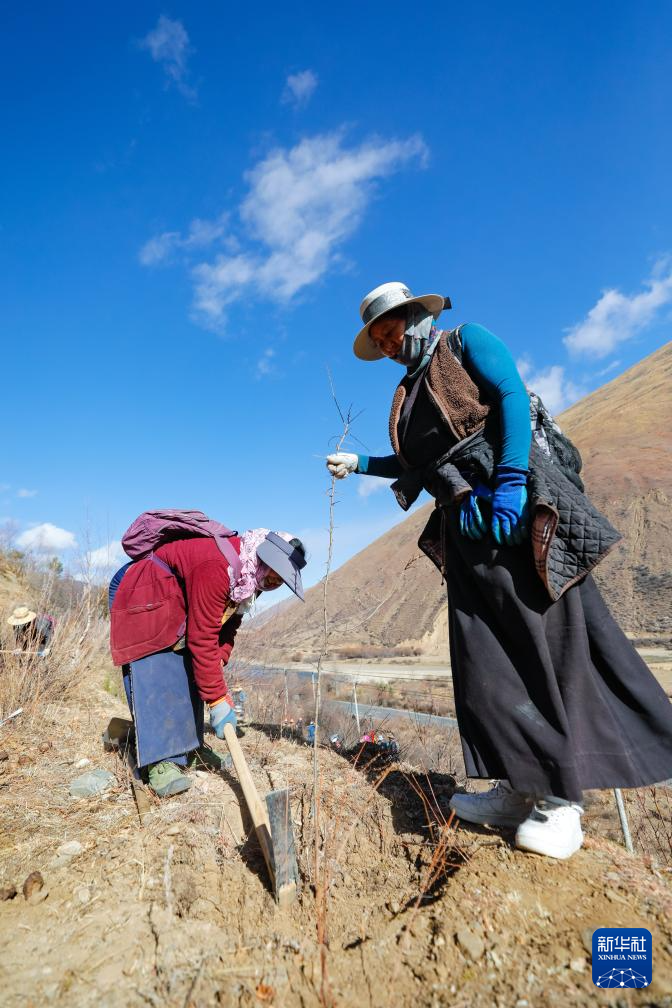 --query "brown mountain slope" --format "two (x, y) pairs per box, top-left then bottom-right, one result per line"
(241, 341), (672, 660)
